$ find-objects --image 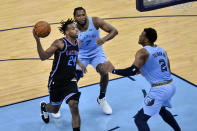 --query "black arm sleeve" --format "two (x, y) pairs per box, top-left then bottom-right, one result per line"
(112, 65), (139, 77)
